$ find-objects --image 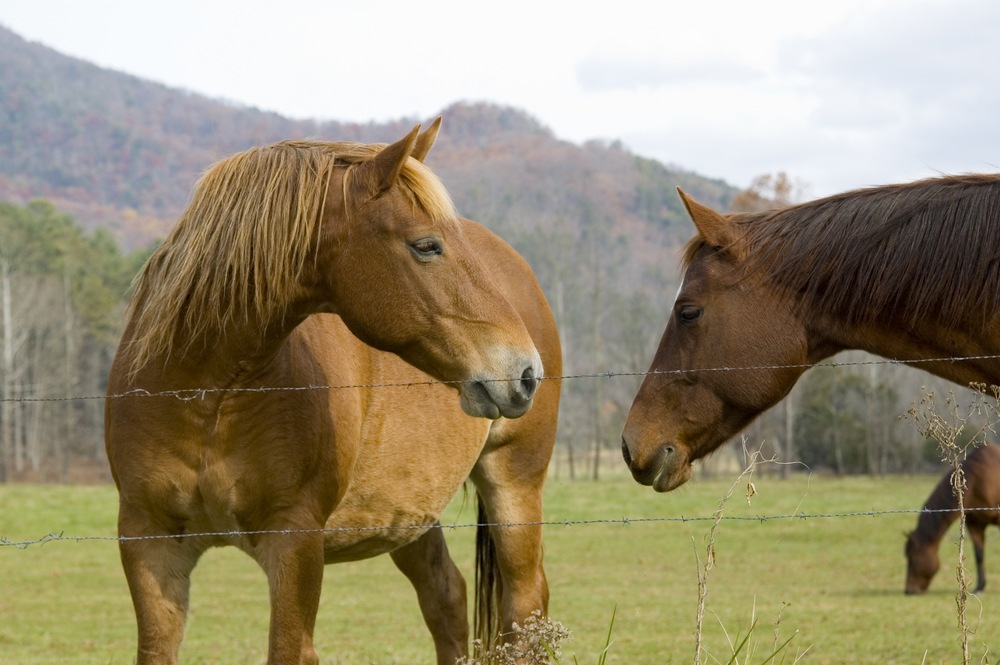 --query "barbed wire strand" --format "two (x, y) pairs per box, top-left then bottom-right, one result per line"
(4, 353), (1000, 405)
(4, 354), (998, 551)
(4, 506), (999, 551)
